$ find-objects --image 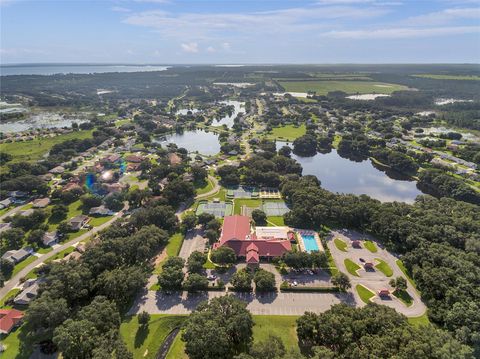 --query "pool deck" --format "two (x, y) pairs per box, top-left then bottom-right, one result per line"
(296, 230), (325, 253)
